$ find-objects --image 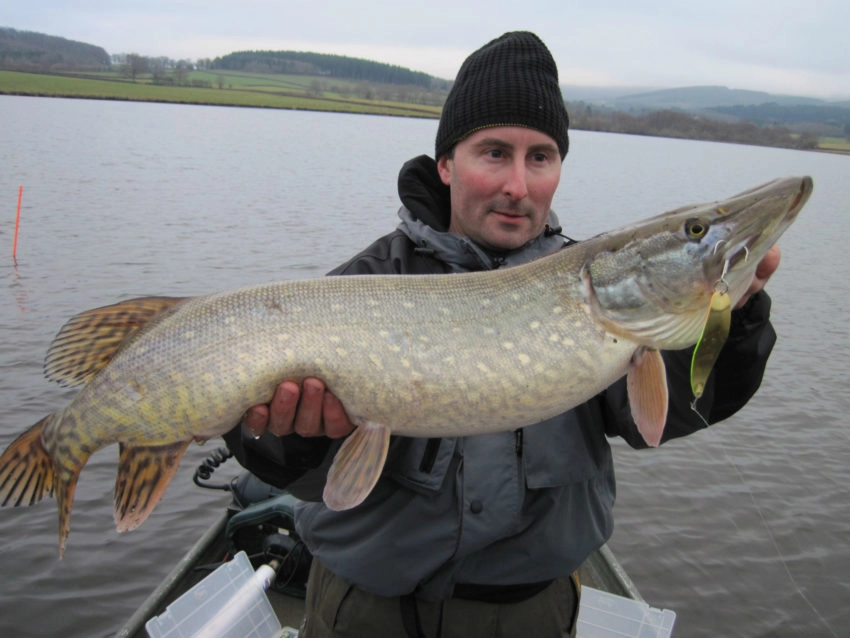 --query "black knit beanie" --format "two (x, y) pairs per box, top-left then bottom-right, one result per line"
(435, 31), (570, 161)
